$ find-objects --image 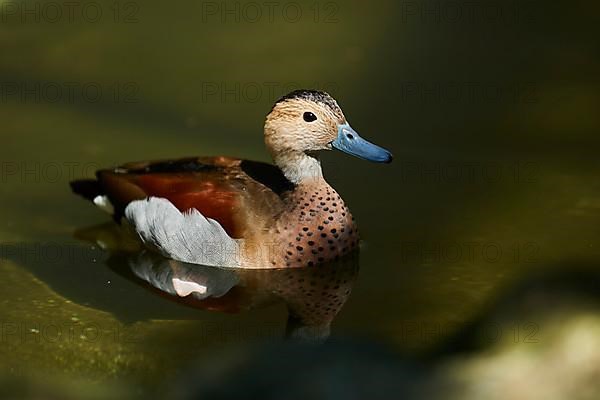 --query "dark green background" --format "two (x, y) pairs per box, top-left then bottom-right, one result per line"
(0, 0), (599, 396)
